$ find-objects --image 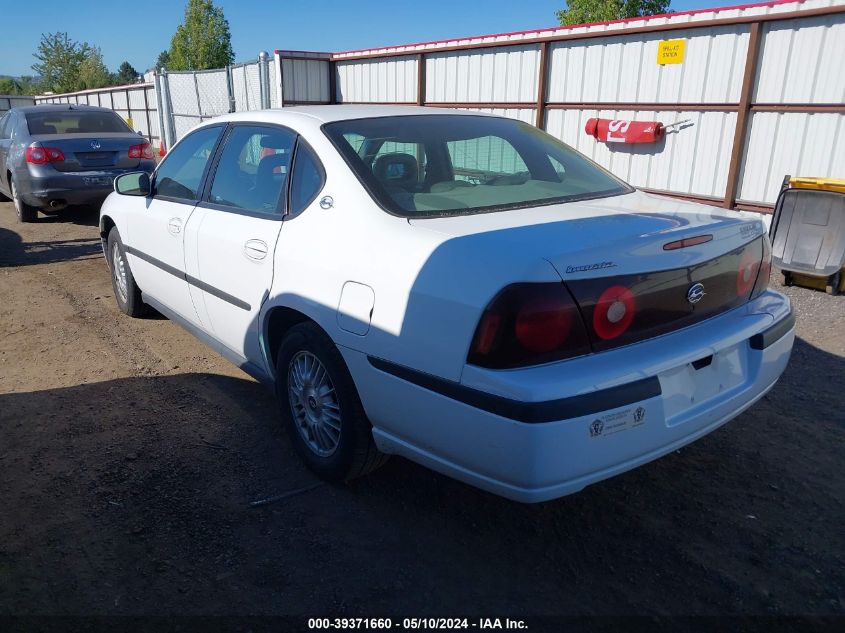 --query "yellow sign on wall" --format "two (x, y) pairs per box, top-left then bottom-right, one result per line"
(657, 39), (686, 65)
